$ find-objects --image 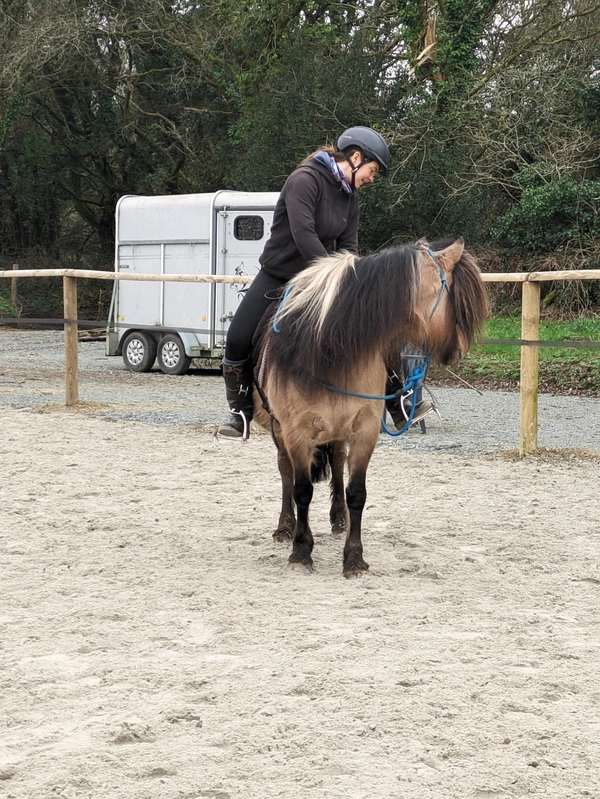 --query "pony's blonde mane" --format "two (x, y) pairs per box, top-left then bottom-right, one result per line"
(274, 251), (358, 344)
